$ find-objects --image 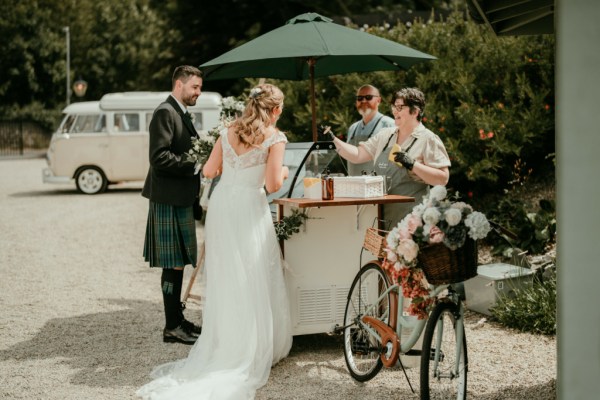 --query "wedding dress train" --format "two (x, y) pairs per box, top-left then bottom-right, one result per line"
(137, 129), (293, 400)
